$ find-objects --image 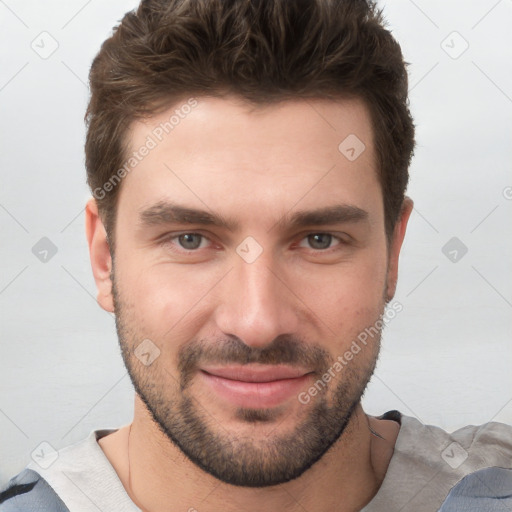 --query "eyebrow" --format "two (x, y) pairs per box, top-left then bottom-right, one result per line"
(138, 201), (368, 232)
(139, 201), (233, 230)
(274, 204), (368, 231)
